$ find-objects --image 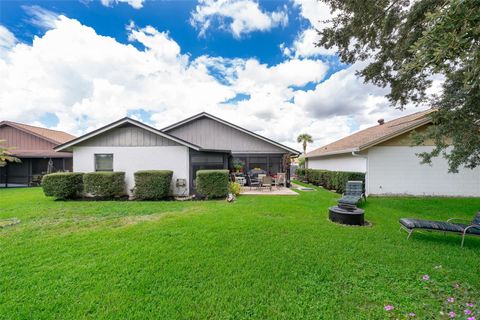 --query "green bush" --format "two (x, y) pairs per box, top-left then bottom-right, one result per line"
(42, 172), (84, 200)
(196, 170), (229, 199)
(228, 181), (241, 196)
(83, 172), (125, 198)
(302, 169), (365, 194)
(133, 170), (173, 200)
(295, 168), (306, 180)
